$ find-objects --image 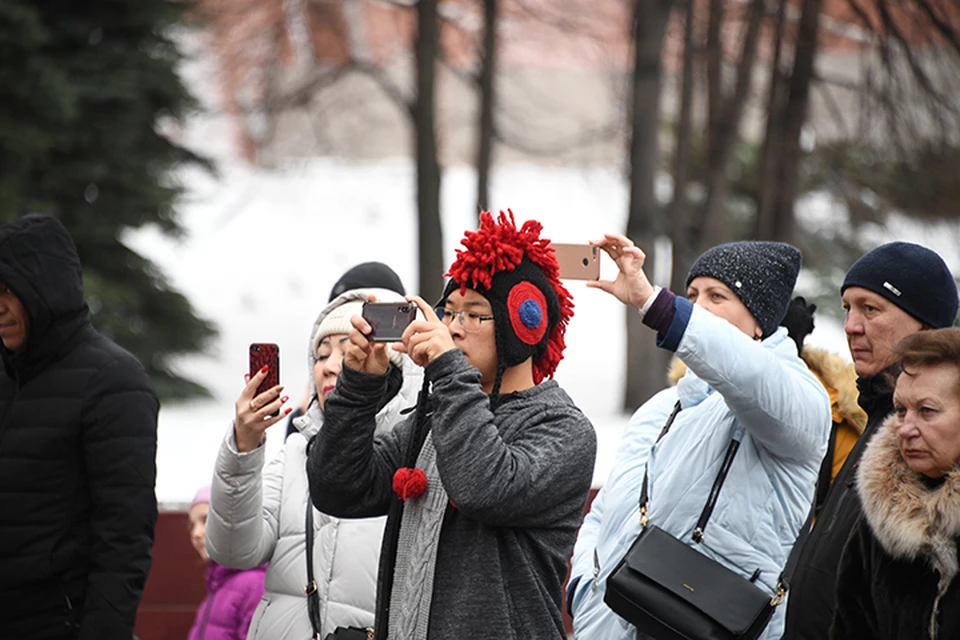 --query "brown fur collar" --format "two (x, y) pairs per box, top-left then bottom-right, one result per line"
(667, 347), (867, 434)
(801, 347), (867, 436)
(857, 414), (960, 598)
